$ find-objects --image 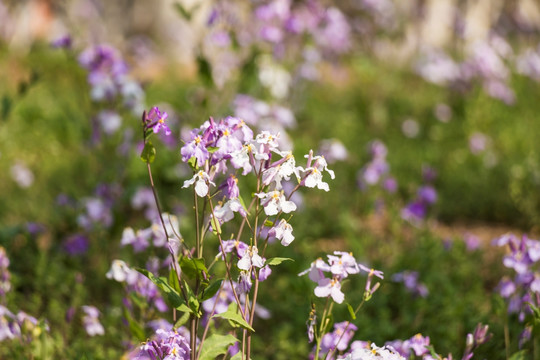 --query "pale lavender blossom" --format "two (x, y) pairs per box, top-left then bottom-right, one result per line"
(81, 306), (105, 336)
(146, 106), (171, 136)
(268, 219), (295, 246)
(212, 199), (246, 223)
(392, 271), (428, 297)
(434, 103), (452, 123)
(10, 162), (34, 188)
(0, 248), (10, 302)
(327, 251), (360, 278)
(319, 139), (348, 164)
(319, 321), (357, 357)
